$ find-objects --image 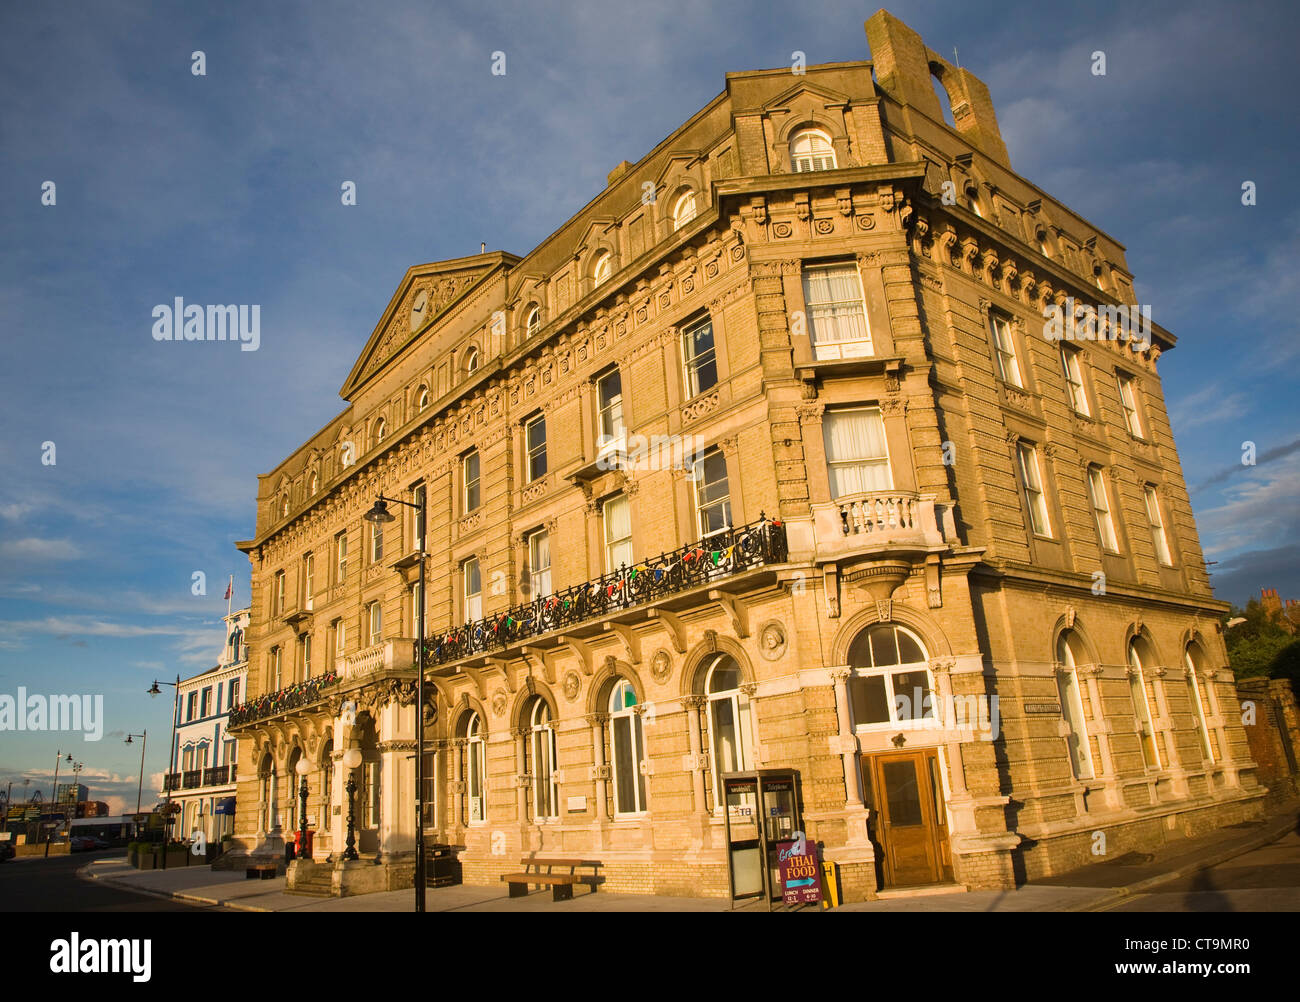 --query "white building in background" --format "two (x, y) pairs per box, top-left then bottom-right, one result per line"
(166, 607), (249, 844)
